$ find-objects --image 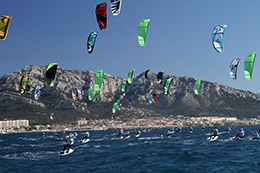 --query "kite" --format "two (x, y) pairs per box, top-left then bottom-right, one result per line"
(96, 2), (107, 30)
(95, 70), (104, 101)
(138, 19), (150, 47)
(212, 25), (227, 53)
(244, 52), (257, 81)
(87, 32), (98, 54)
(194, 79), (201, 95)
(128, 69), (135, 84)
(229, 58), (241, 80)
(111, 0), (122, 16)
(46, 63), (58, 86)
(0, 15), (12, 40)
